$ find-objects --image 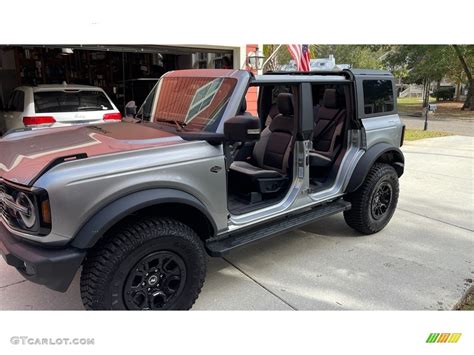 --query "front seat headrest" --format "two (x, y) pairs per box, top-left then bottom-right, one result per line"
(277, 93), (294, 116)
(323, 89), (338, 109)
